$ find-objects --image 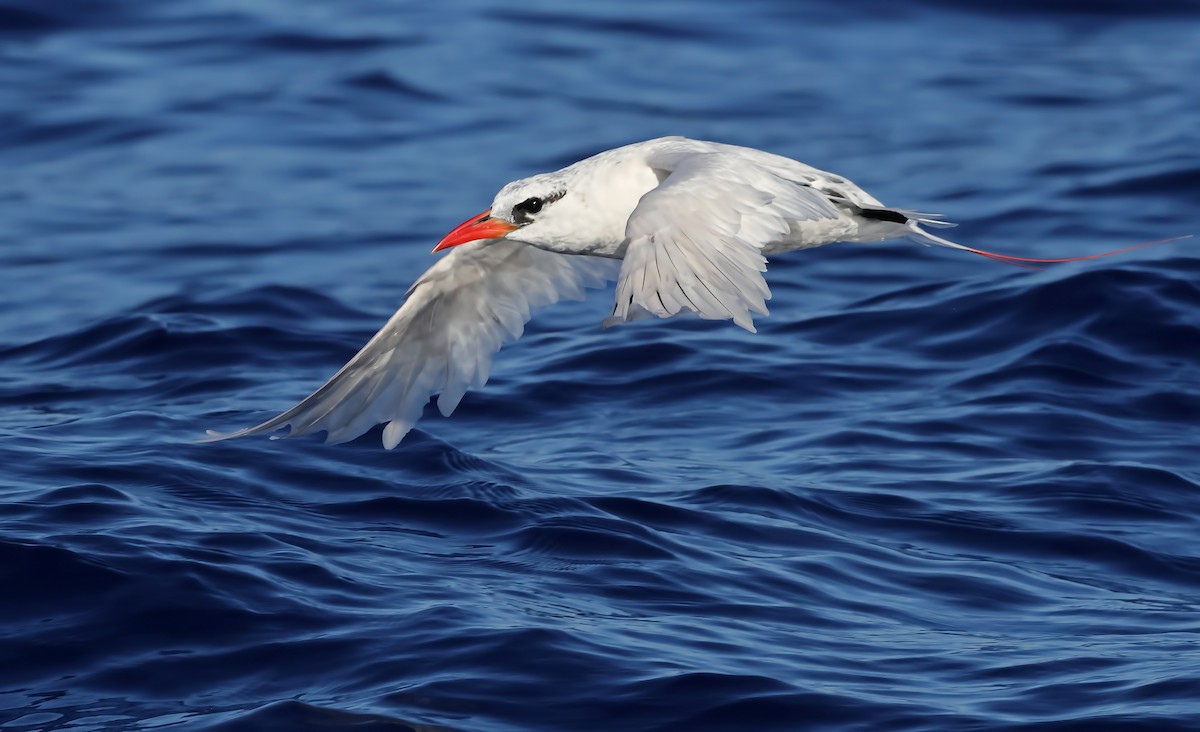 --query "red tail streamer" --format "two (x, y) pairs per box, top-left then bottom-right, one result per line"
(965, 235), (1193, 269)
